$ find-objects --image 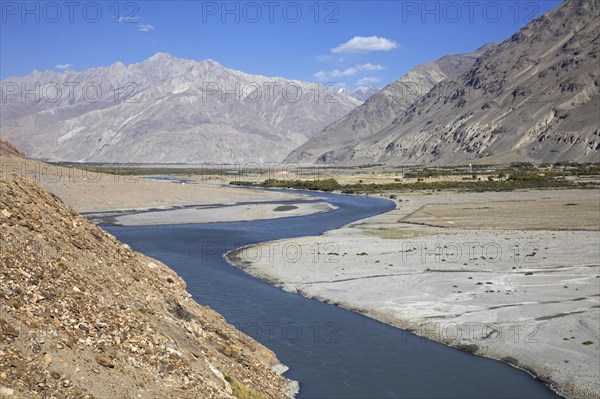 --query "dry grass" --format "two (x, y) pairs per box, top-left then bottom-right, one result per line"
(401, 198), (600, 231)
(225, 376), (267, 399)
